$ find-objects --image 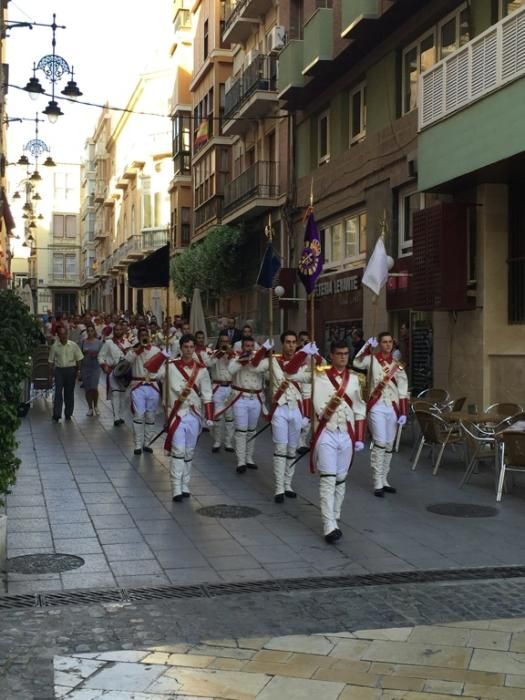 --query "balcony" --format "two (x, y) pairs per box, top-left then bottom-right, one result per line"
(341, 0), (381, 39)
(222, 0), (260, 44)
(418, 4), (525, 191)
(303, 8), (334, 76)
(223, 55), (278, 136)
(48, 273), (80, 288)
(194, 196), (222, 232)
(94, 179), (106, 203)
(278, 40), (305, 100)
(142, 227), (169, 253)
(94, 228), (107, 241)
(223, 161), (280, 222)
